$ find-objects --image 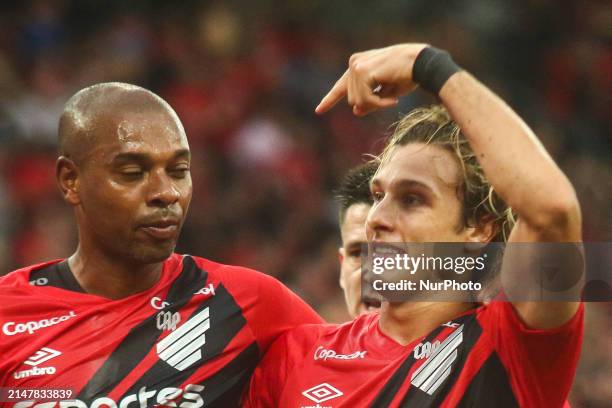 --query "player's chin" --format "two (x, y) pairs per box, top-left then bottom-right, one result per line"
(131, 241), (177, 264)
